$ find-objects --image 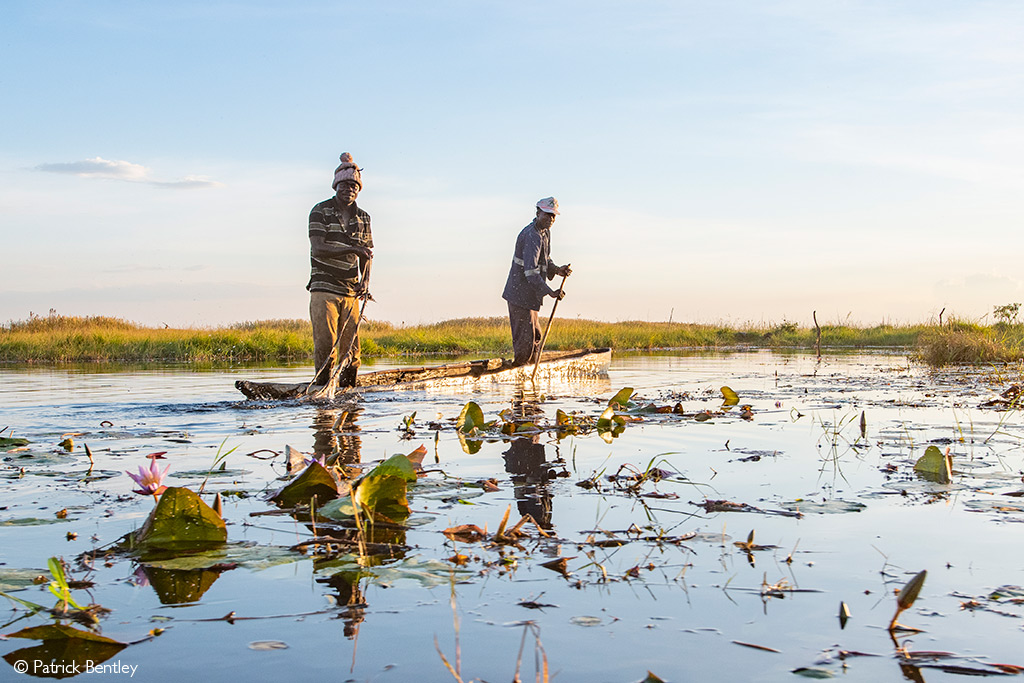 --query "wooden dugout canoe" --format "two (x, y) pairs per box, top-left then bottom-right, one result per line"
(234, 347), (612, 400)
